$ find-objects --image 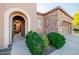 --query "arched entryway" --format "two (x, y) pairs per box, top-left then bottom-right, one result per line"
(12, 16), (25, 42)
(9, 11), (28, 44)
(4, 8), (31, 48)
